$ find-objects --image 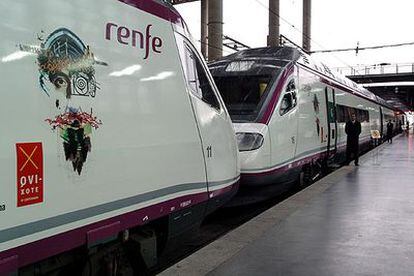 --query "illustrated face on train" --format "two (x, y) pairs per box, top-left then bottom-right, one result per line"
(20, 28), (107, 175)
(209, 58), (288, 122)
